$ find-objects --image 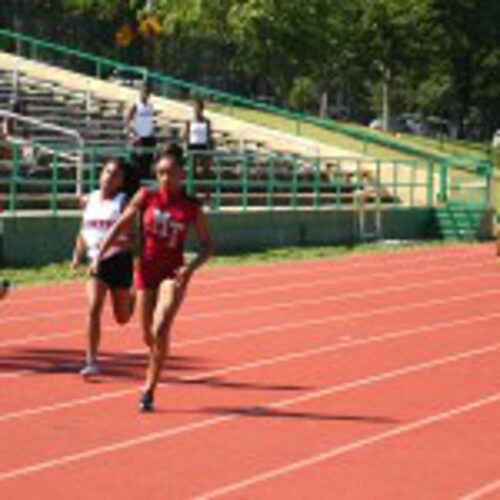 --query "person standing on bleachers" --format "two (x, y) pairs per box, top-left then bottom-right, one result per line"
(184, 99), (214, 201)
(125, 86), (157, 184)
(185, 99), (213, 161)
